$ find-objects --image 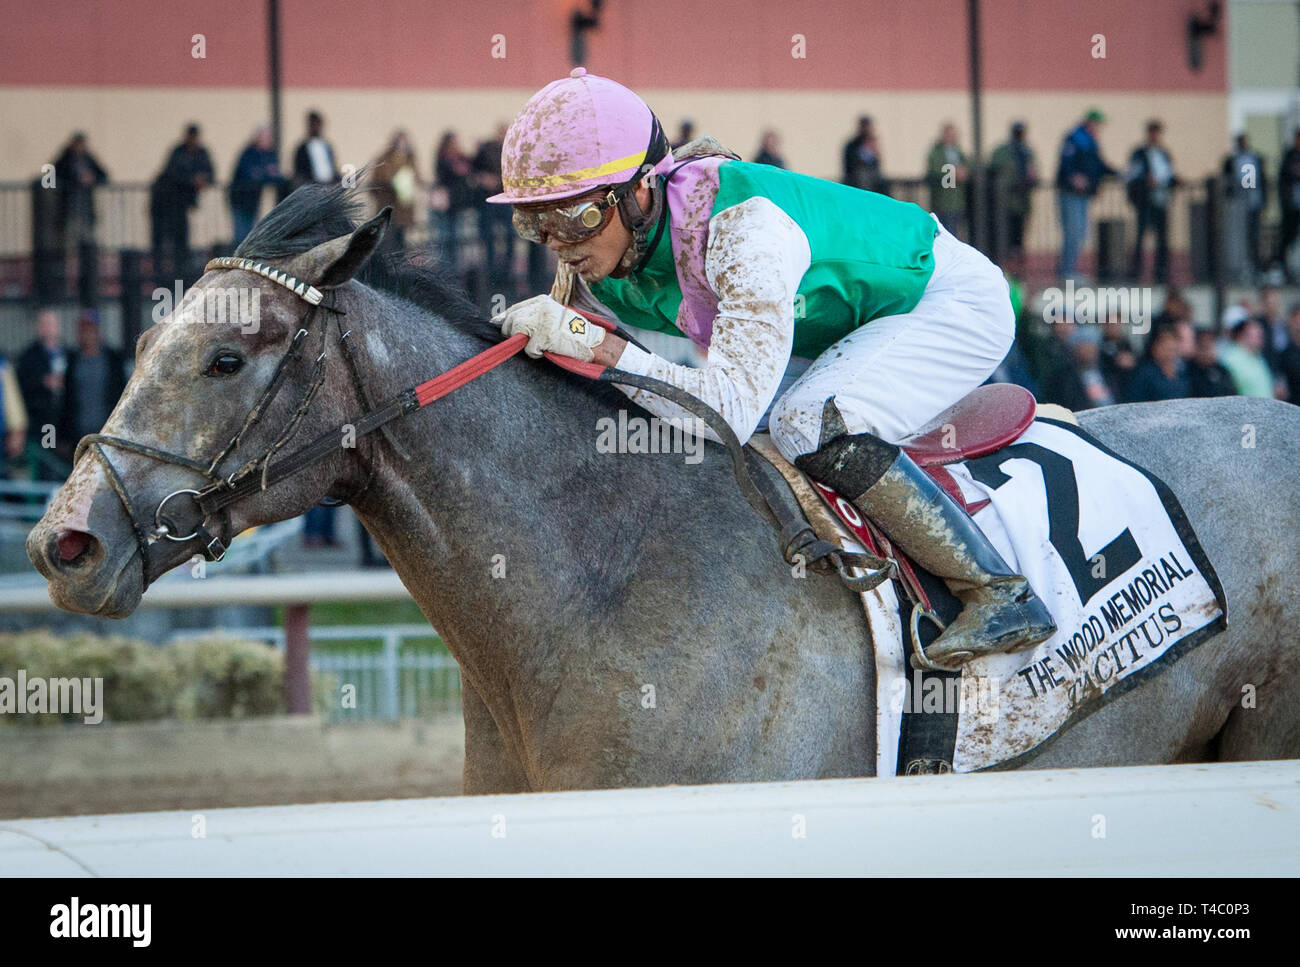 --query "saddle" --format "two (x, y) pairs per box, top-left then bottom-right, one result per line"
(747, 384), (1073, 584)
